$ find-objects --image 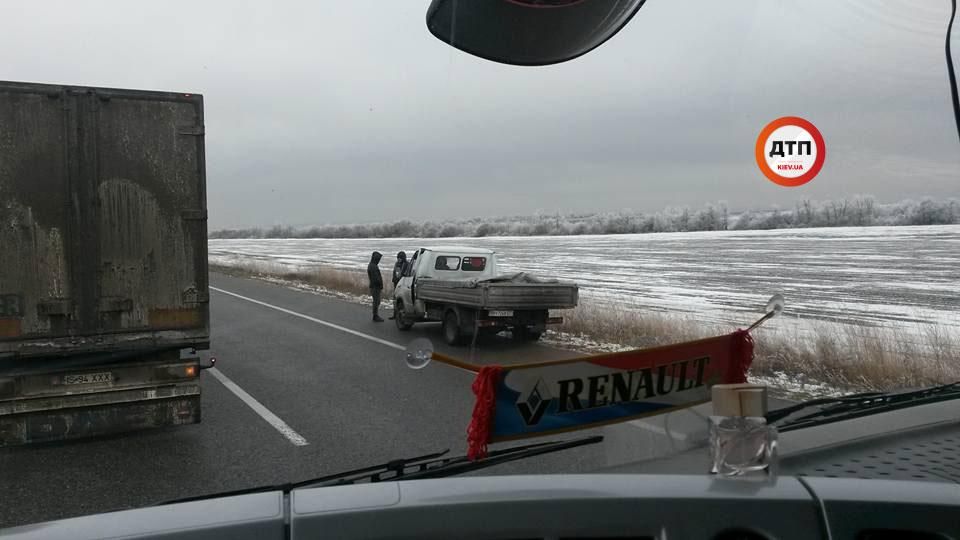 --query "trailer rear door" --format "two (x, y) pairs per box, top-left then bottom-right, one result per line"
(0, 81), (209, 358)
